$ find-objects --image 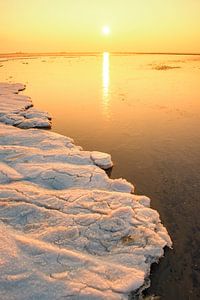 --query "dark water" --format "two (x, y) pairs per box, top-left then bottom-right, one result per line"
(0, 53), (200, 299)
